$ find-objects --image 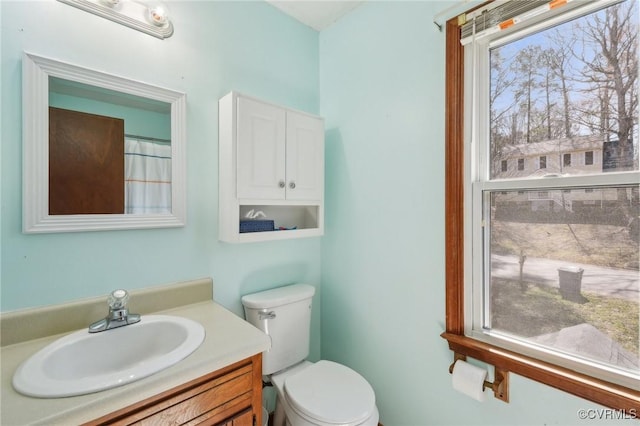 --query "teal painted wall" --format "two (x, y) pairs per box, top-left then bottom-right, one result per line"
(50, 91), (171, 140)
(1, 1), (321, 360)
(319, 1), (629, 425)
